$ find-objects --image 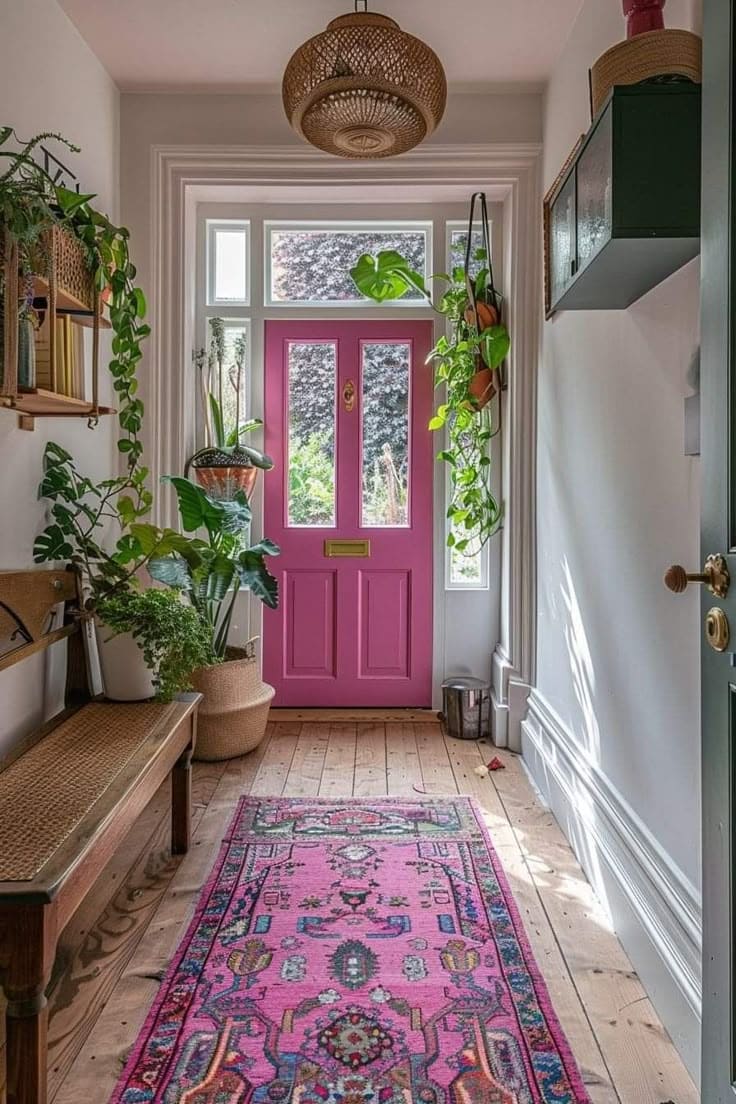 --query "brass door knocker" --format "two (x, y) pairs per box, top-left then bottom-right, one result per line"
(342, 379), (356, 412)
